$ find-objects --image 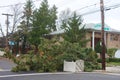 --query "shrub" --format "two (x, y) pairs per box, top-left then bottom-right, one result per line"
(97, 58), (109, 63)
(108, 58), (120, 62)
(82, 48), (101, 71)
(97, 58), (120, 64)
(12, 53), (58, 72)
(107, 48), (117, 58)
(3, 52), (14, 59)
(85, 48), (98, 62)
(84, 61), (101, 72)
(95, 41), (102, 53)
(12, 38), (88, 72)
(12, 39), (102, 72)
(0, 48), (4, 51)
(95, 41), (107, 54)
